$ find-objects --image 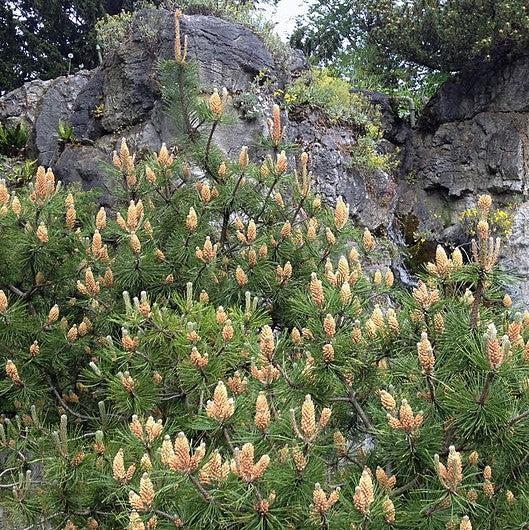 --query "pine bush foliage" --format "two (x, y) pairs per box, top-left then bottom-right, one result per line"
(1, 11), (529, 530)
